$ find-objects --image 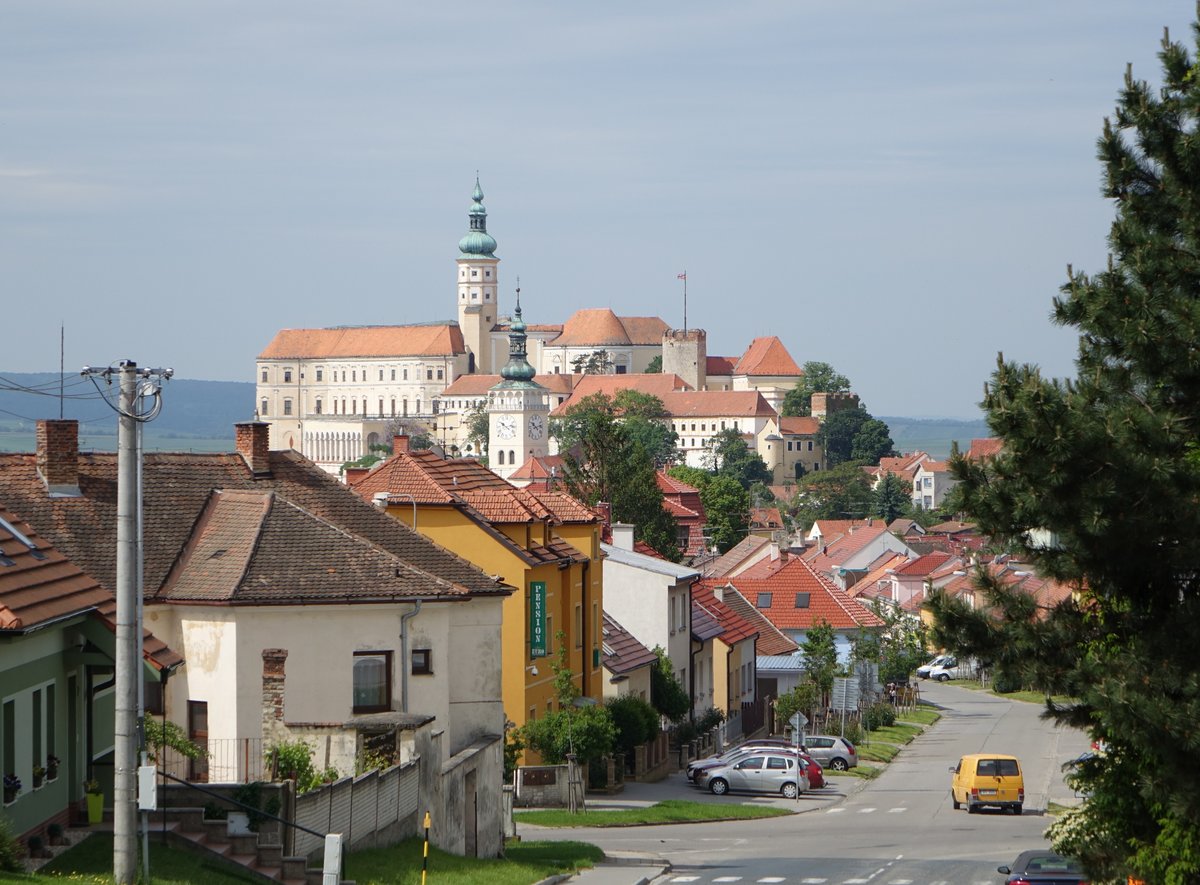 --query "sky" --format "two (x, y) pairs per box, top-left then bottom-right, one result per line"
(2, 2), (1195, 419)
